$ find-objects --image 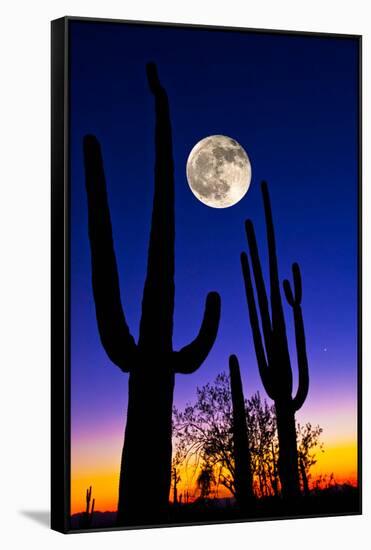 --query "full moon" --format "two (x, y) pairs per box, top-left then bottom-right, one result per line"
(186, 135), (251, 208)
